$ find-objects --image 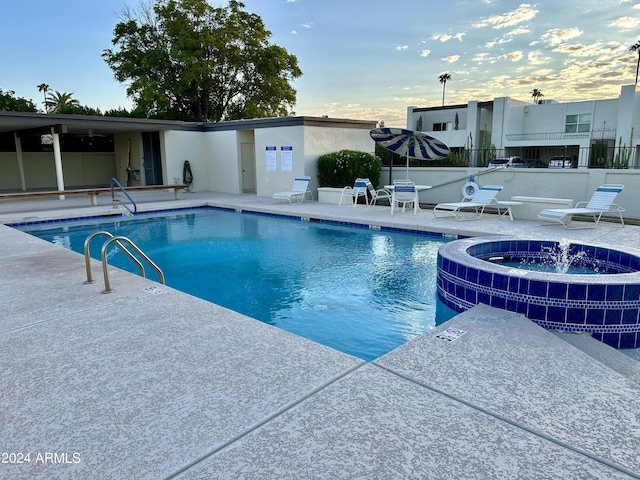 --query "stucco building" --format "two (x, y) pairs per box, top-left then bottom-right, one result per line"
(407, 85), (640, 169)
(0, 112), (376, 198)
